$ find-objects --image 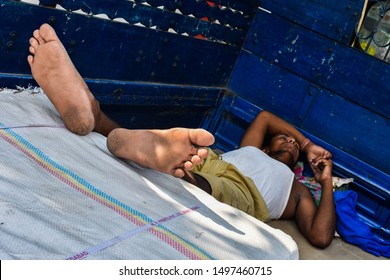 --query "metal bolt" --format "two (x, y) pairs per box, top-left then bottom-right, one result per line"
(112, 88), (123, 100)
(6, 41), (14, 50)
(9, 31), (17, 39)
(49, 16), (56, 24)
